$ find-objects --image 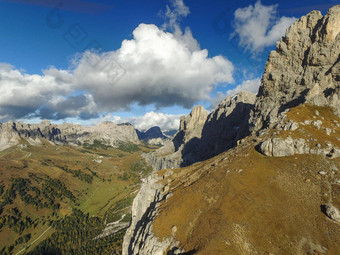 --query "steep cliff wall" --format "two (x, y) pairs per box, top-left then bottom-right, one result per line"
(251, 6), (340, 131)
(144, 92), (256, 170)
